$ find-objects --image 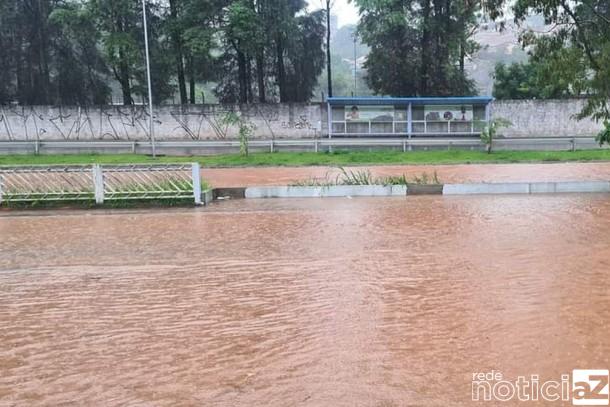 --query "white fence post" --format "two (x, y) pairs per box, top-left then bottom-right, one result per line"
(92, 164), (104, 204)
(0, 175), (3, 205)
(192, 162), (202, 205)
